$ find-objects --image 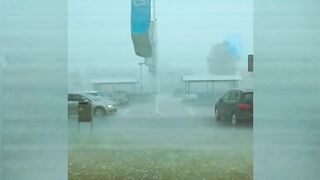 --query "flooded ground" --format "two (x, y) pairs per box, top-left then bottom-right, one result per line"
(68, 94), (253, 180)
